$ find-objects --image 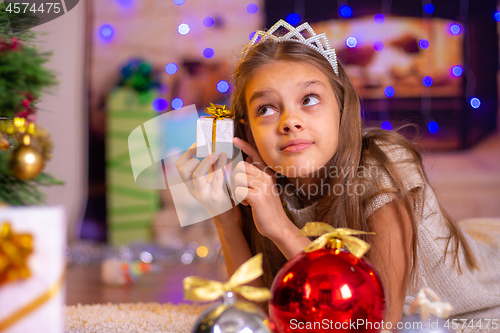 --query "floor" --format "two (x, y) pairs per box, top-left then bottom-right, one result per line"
(421, 130), (500, 221)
